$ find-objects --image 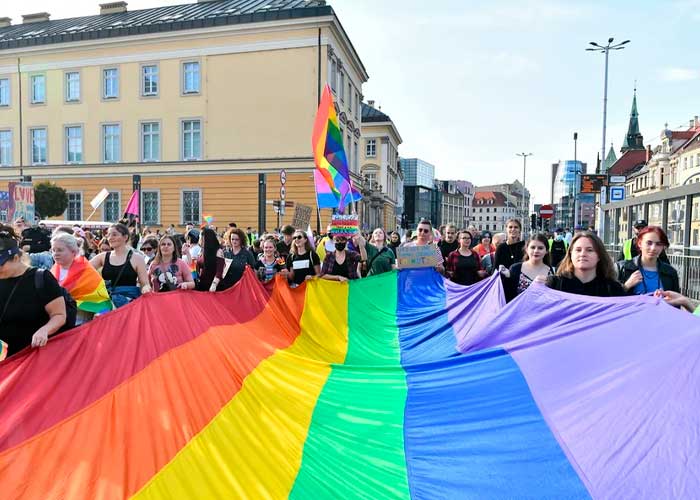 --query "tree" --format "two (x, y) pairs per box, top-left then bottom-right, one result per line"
(34, 181), (68, 218)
